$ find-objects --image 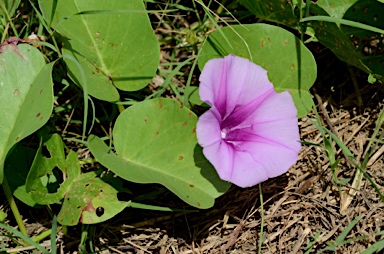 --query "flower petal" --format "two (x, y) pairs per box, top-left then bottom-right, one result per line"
(199, 55), (274, 120)
(251, 118), (301, 152)
(242, 141), (299, 178)
(196, 109), (222, 148)
(252, 91), (297, 124)
(202, 141), (269, 187)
